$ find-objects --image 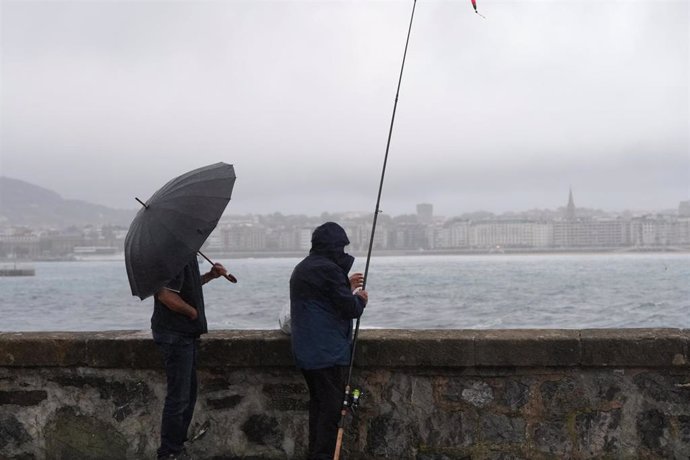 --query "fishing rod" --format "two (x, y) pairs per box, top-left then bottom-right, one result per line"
(333, 1), (418, 458)
(332, 0), (485, 456)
